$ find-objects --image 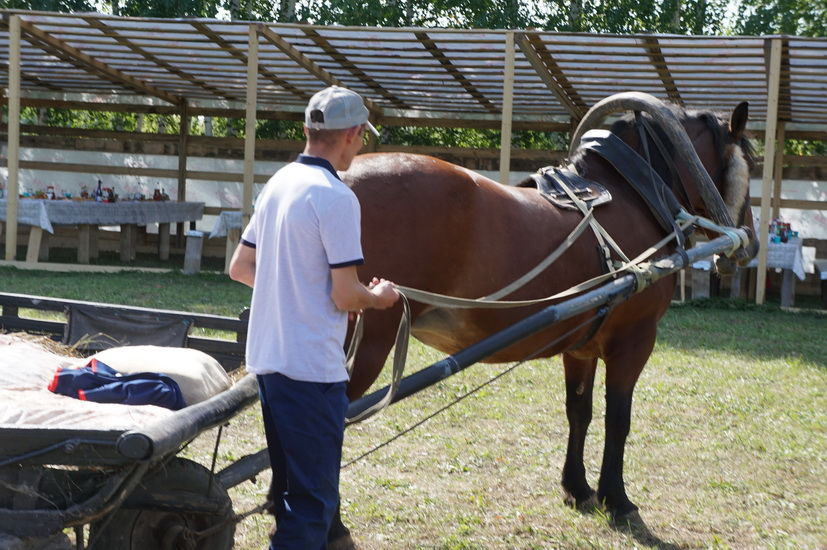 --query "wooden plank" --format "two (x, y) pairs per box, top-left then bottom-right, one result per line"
(243, 27), (259, 228)
(16, 19), (182, 106)
(190, 21), (310, 102)
(0, 316), (65, 335)
(257, 25), (385, 118)
(772, 122), (785, 219)
(13, 159), (179, 179)
(515, 33), (586, 120)
(178, 101), (189, 203)
(5, 15), (21, 261)
(119, 224), (135, 262)
(641, 36), (682, 105)
(77, 224), (91, 264)
(83, 17), (239, 103)
(303, 28), (410, 111)
(89, 226), (99, 260)
(158, 222), (170, 261)
(748, 198), (825, 210)
(415, 30), (499, 115)
(499, 32), (515, 185)
(756, 38), (783, 306)
(25, 226), (43, 264)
